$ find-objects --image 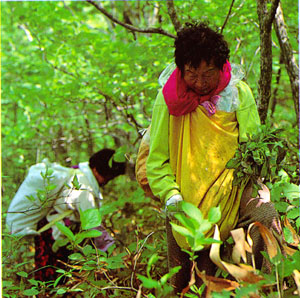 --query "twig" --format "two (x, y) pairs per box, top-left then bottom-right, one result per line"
(130, 231), (155, 288)
(60, 266), (145, 296)
(220, 0), (236, 33)
(166, 0), (181, 32)
(86, 0), (176, 39)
